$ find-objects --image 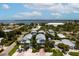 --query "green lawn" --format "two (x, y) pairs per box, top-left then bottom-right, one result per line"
(8, 45), (19, 56)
